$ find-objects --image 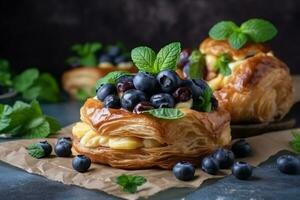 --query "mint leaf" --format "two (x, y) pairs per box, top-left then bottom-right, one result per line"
(228, 31), (248, 49)
(290, 130), (300, 153)
(116, 174), (147, 193)
(34, 73), (61, 102)
(188, 50), (205, 79)
(69, 42), (102, 66)
(13, 68), (39, 92)
(27, 143), (45, 159)
(131, 46), (156, 73)
(95, 71), (132, 89)
(45, 116), (61, 133)
(209, 21), (239, 40)
(240, 18), (277, 43)
(154, 42), (181, 73)
(193, 87), (213, 112)
(0, 59), (12, 87)
(0, 104), (12, 131)
(23, 120), (51, 139)
(215, 54), (232, 76)
(144, 108), (185, 119)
